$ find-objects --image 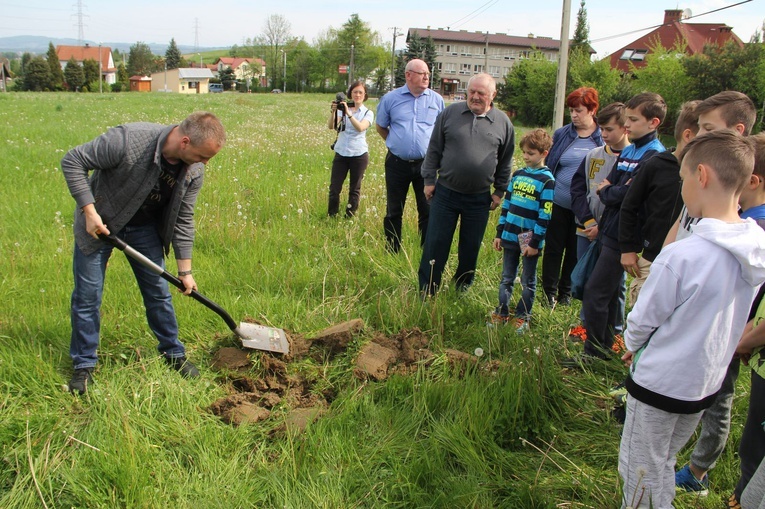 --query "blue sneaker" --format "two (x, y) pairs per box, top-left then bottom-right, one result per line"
(675, 464), (709, 496)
